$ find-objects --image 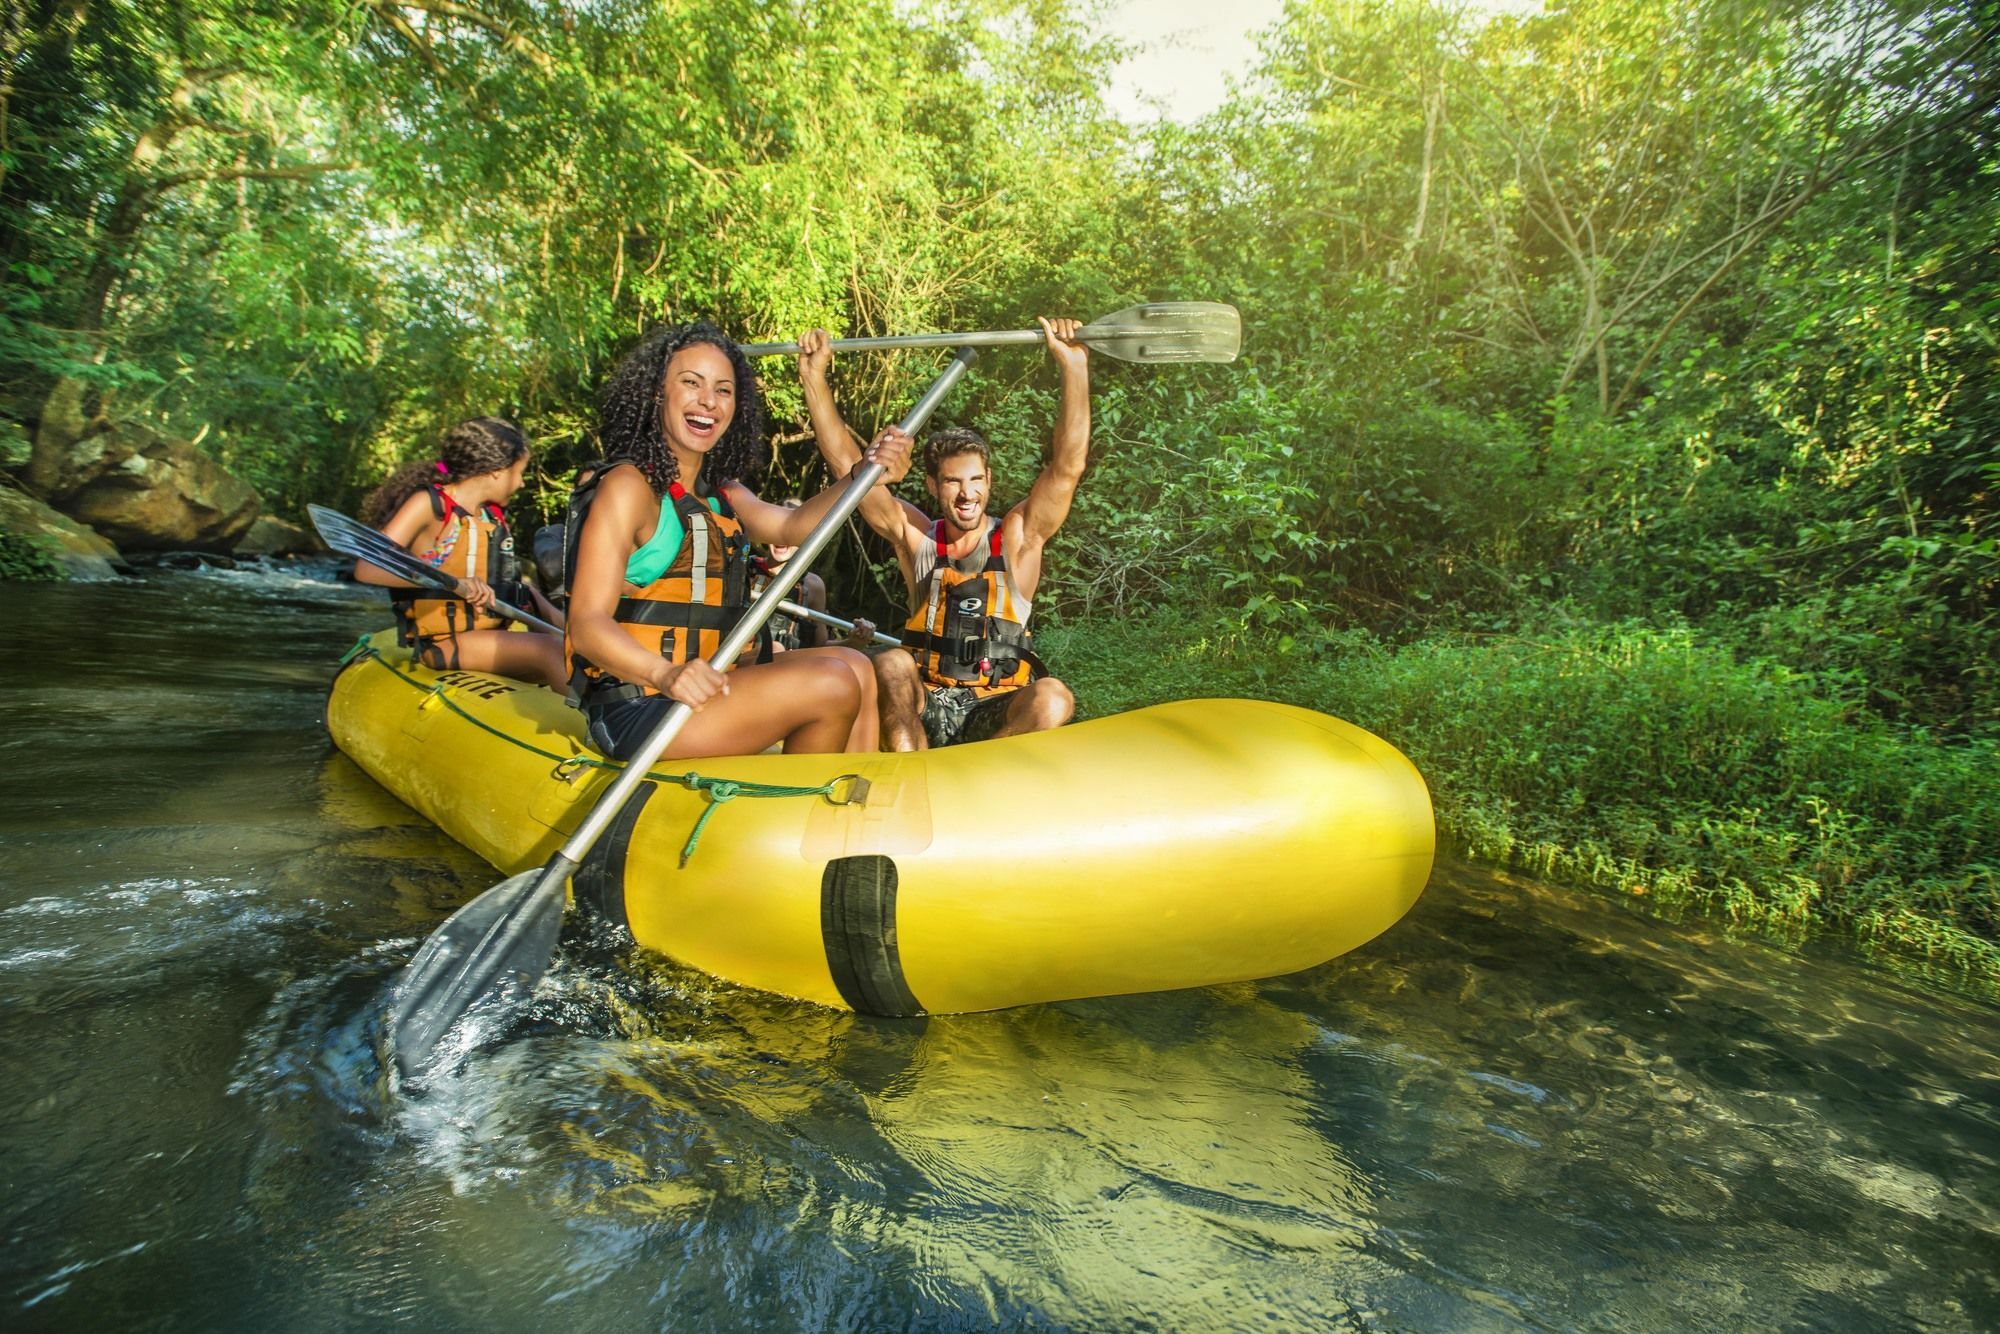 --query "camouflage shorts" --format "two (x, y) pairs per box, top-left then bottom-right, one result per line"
(920, 685), (1015, 748)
